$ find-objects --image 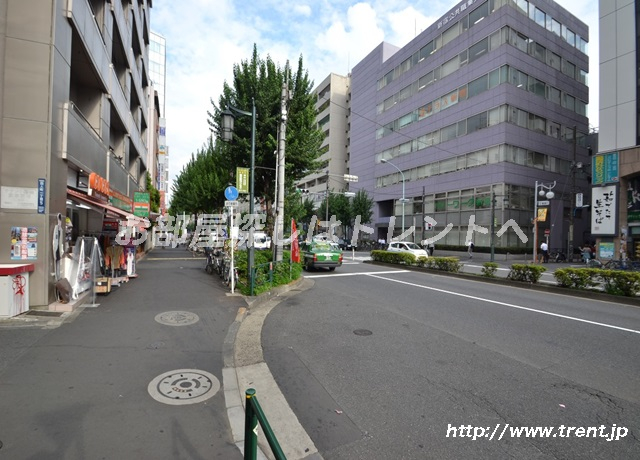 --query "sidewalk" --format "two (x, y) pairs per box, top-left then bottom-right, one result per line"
(0, 247), (245, 459)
